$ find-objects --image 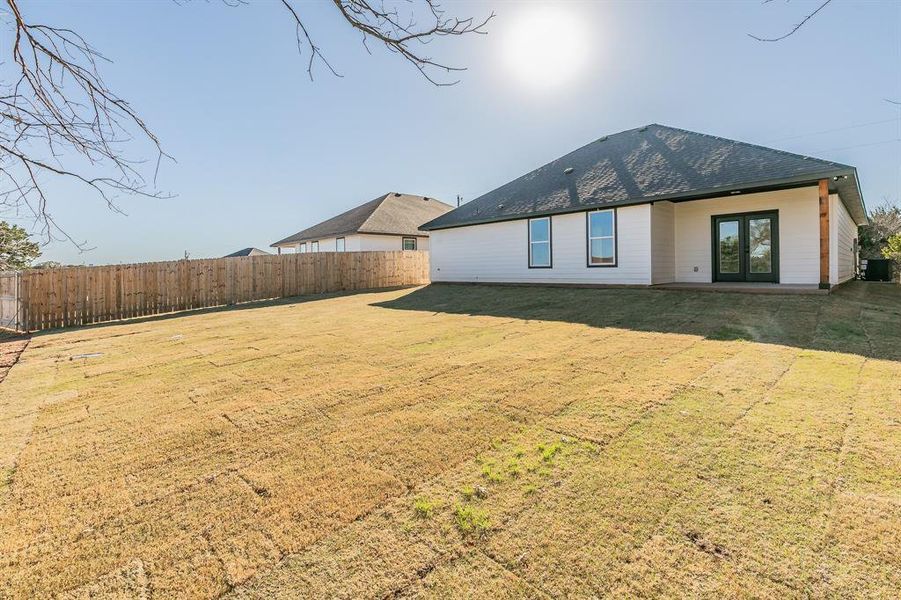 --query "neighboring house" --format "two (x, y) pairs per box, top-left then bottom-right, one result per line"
(223, 247), (271, 258)
(272, 193), (453, 254)
(421, 124), (866, 289)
